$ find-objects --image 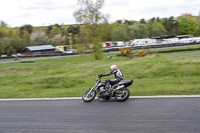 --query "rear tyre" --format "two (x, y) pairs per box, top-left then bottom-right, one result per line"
(115, 87), (130, 102)
(82, 89), (96, 102)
